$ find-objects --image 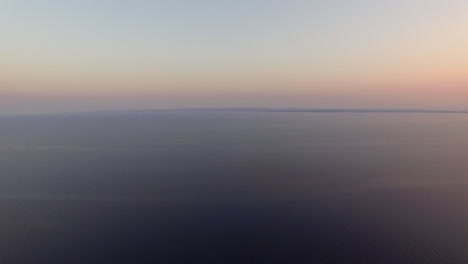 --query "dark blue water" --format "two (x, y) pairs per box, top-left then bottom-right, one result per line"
(0, 111), (467, 263)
